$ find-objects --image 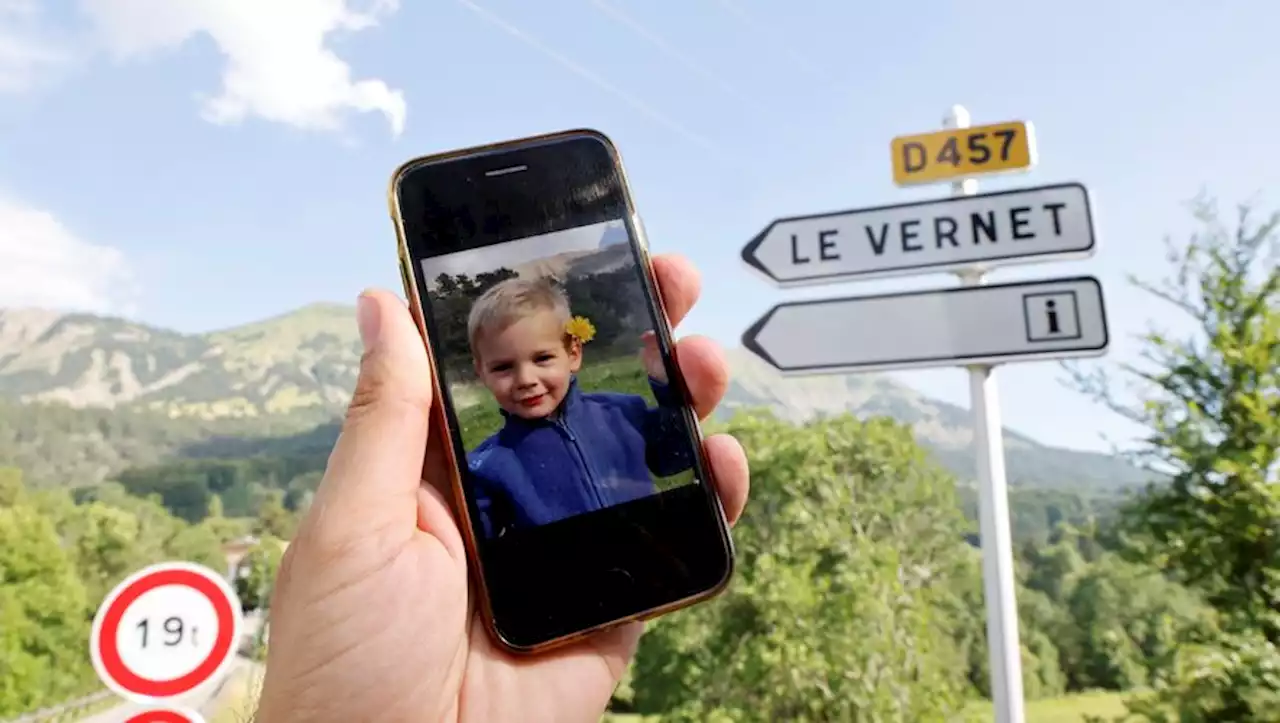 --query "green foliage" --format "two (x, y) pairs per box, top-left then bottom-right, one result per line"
(0, 477), (236, 717)
(956, 485), (1124, 548)
(1061, 553), (1218, 691)
(1105, 631), (1280, 722)
(235, 536), (284, 613)
(949, 546), (1071, 701)
(253, 493), (297, 540)
(0, 397), (314, 490)
(630, 412), (975, 722)
(1074, 199), (1280, 634)
(426, 267), (519, 380)
(0, 504), (95, 715)
(1068, 197), (1280, 717)
(0, 466), (23, 507)
(116, 456), (326, 523)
